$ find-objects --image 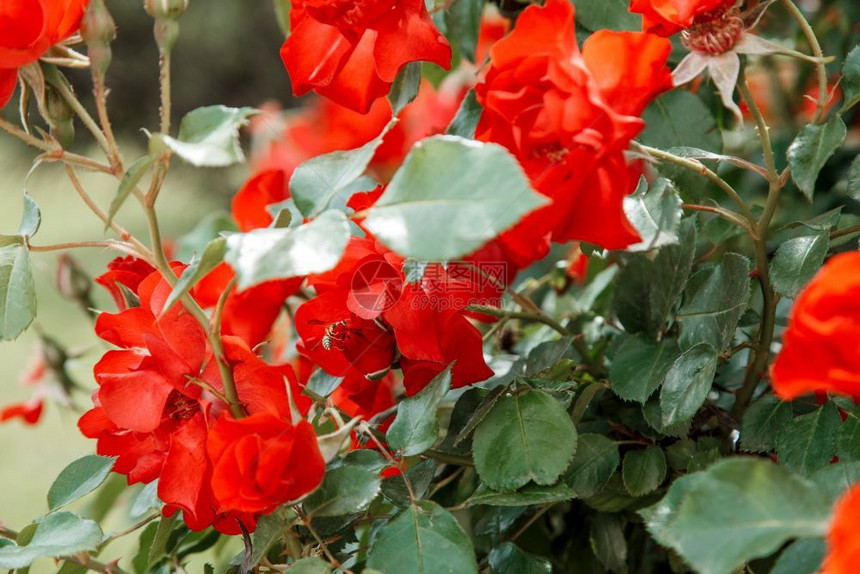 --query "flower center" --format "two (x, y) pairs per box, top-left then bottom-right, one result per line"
(303, 0), (397, 31)
(682, 7), (745, 55)
(164, 390), (198, 422)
